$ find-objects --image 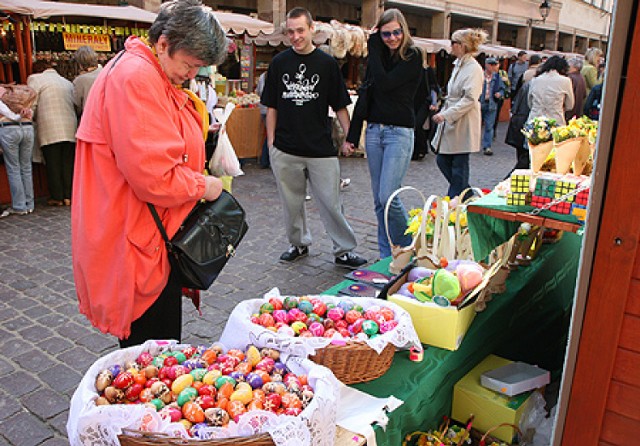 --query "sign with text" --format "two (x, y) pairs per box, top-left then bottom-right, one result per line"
(62, 33), (111, 52)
